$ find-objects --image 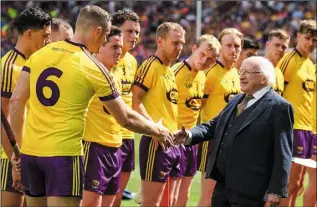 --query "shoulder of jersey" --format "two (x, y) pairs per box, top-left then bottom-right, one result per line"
(204, 62), (218, 75)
